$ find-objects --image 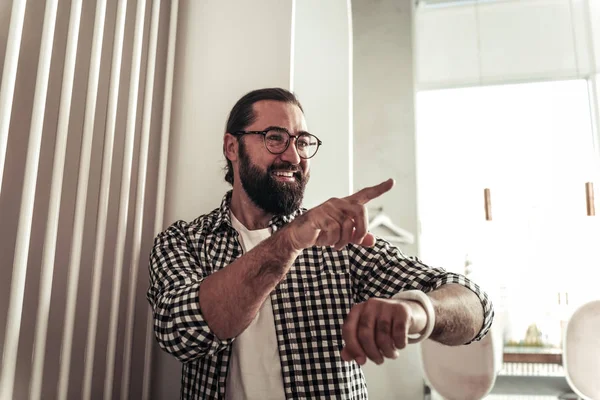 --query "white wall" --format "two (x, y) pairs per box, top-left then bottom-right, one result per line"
(153, 1), (294, 397)
(353, 0), (425, 399)
(588, 1), (600, 163)
(153, 0), (354, 398)
(162, 0), (294, 225)
(416, 0), (598, 89)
